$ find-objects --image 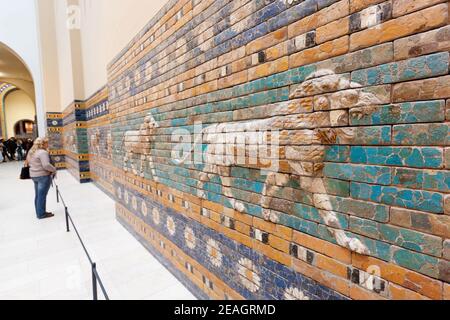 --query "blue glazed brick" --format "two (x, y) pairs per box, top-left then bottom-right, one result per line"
(267, 0), (317, 32)
(350, 217), (443, 257)
(393, 124), (450, 146)
(351, 182), (444, 214)
(350, 147), (444, 169)
(393, 168), (450, 192)
(324, 163), (392, 185)
(348, 232), (392, 262)
(293, 203), (349, 229)
(336, 126), (392, 145)
(351, 52), (449, 85)
(391, 248), (440, 279)
(325, 146), (350, 162)
(350, 101), (446, 126)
